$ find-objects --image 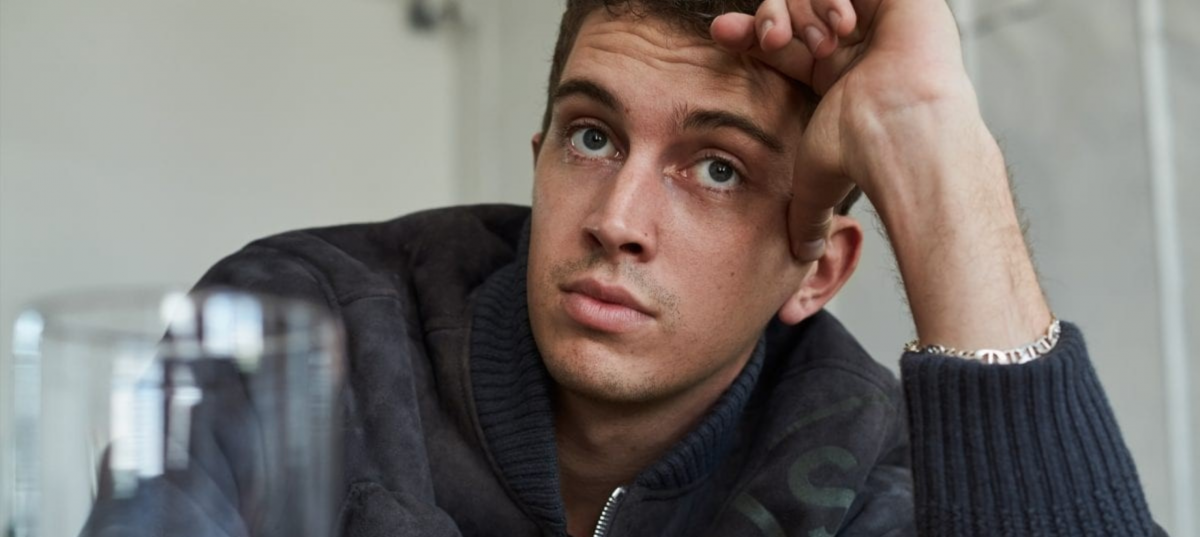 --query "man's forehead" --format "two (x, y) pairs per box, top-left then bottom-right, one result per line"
(561, 10), (805, 120)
